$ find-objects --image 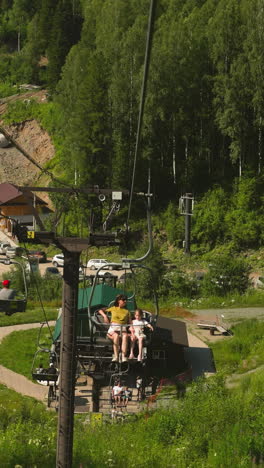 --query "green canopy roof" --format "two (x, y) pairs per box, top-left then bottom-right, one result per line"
(53, 284), (135, 341)
(78, 283), (135, 311)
